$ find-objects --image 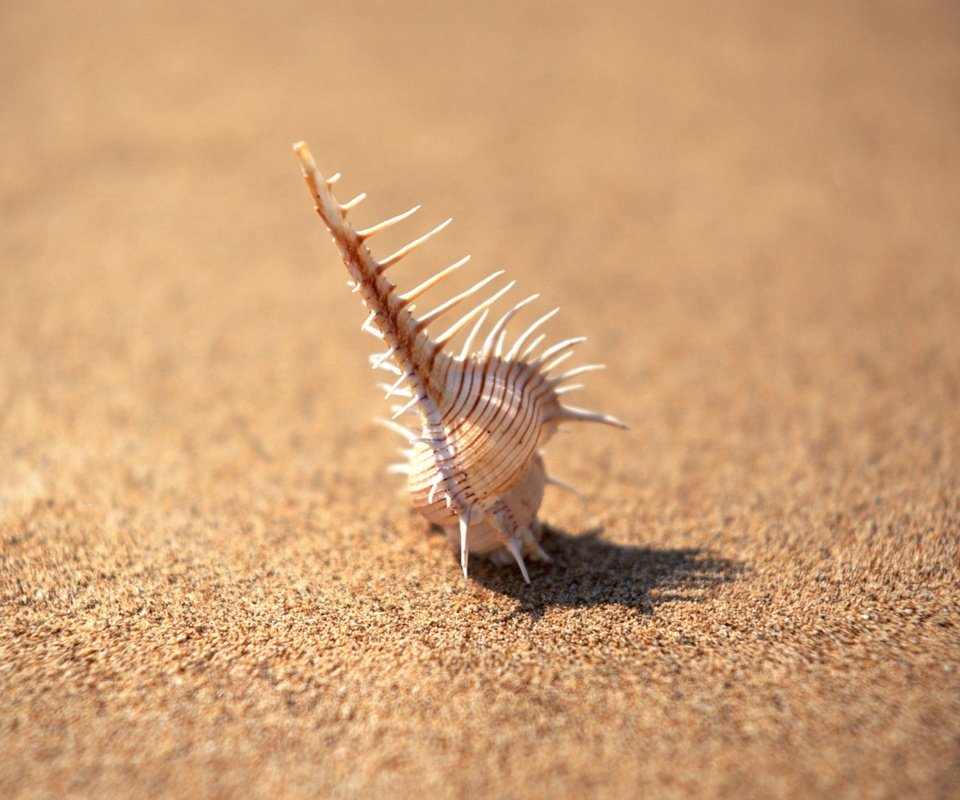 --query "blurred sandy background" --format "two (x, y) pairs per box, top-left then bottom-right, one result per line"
(2, 1), (958, 797)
